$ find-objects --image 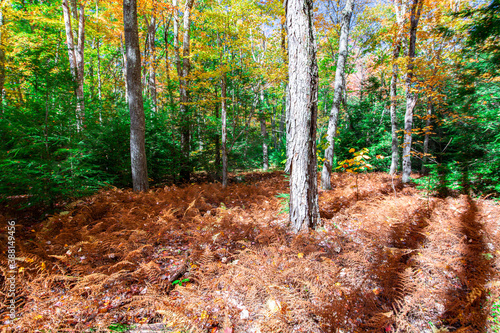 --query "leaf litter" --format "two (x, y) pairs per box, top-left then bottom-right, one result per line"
(1, 171), (500, 332)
